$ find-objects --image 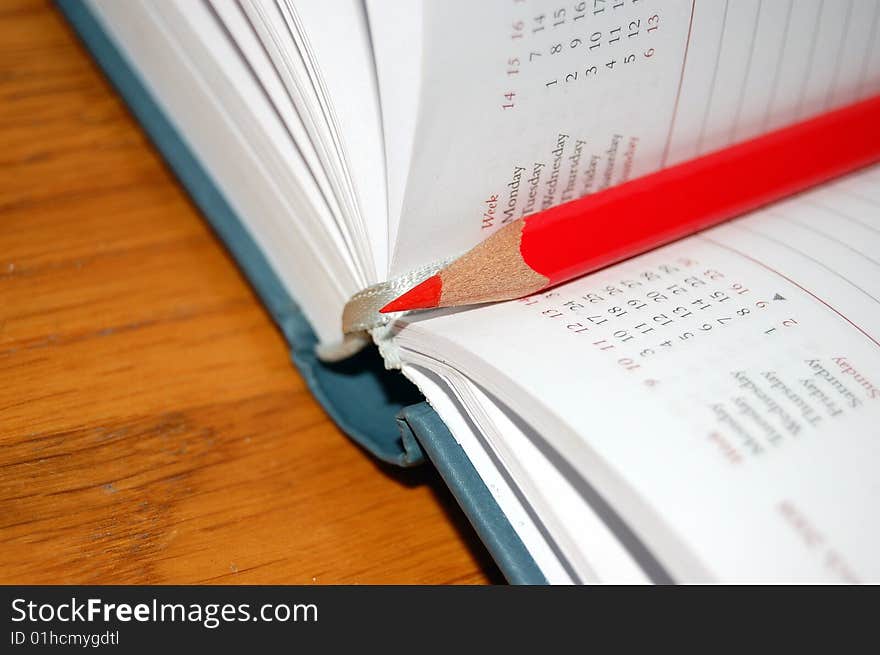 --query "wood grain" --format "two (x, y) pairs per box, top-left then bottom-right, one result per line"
(0, 0), (500, 584)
